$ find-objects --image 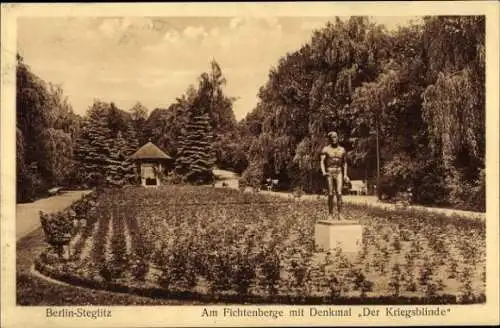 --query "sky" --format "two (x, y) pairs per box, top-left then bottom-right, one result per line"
(17, 16), (419, 121)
